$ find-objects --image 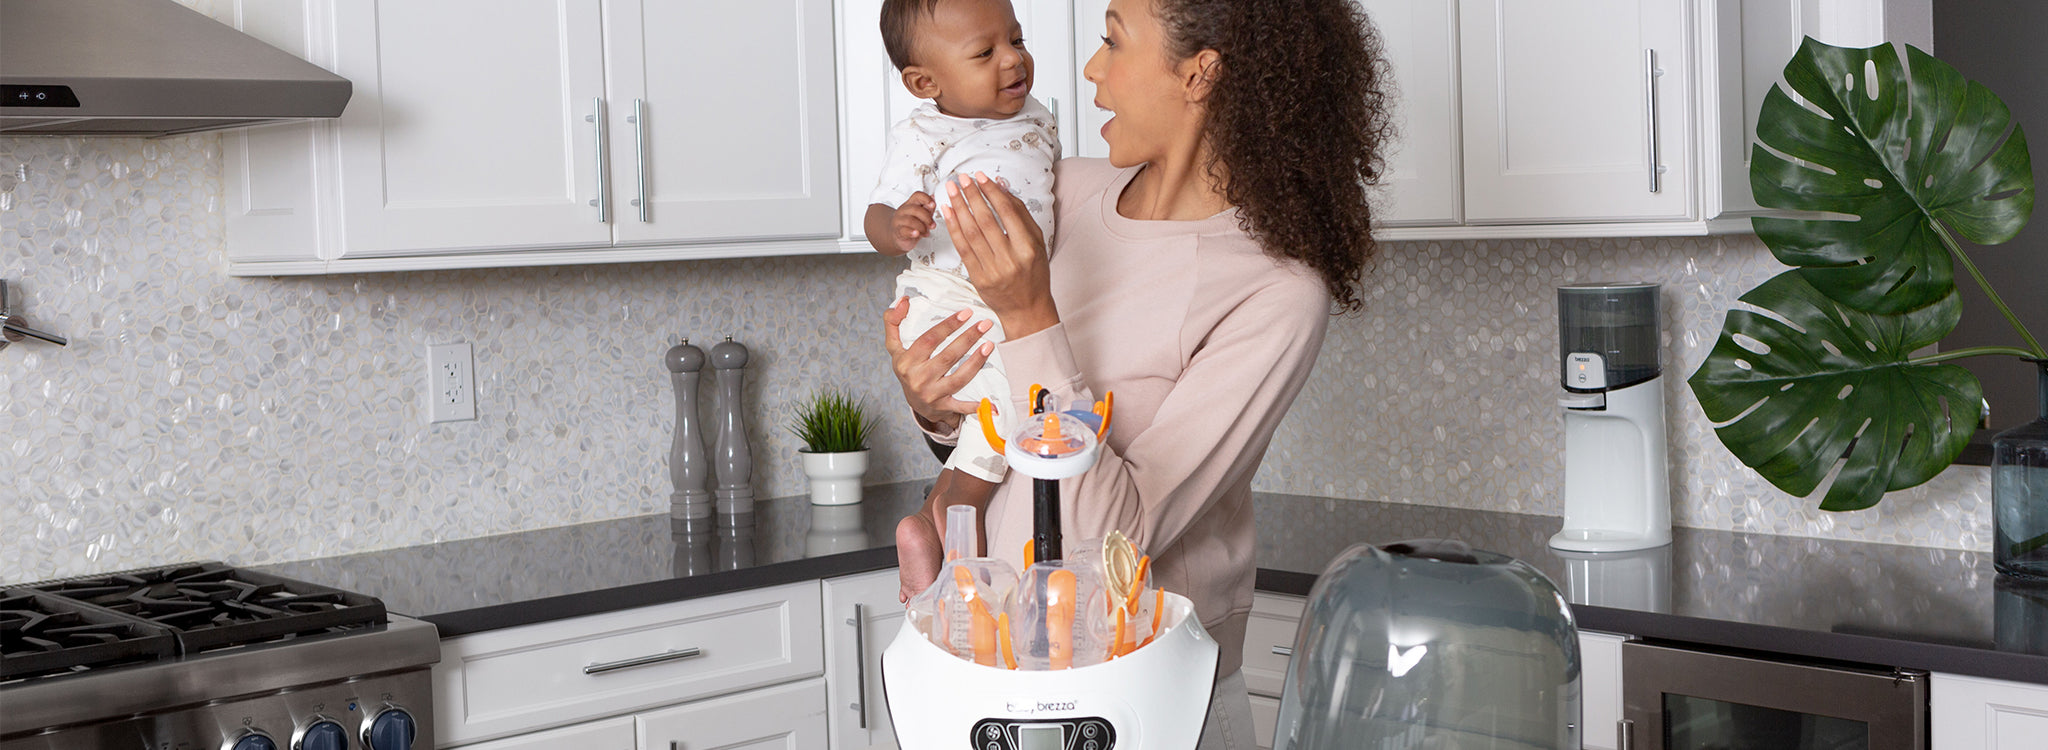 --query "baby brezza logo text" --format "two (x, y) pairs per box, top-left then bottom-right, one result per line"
(1005, 699), (1077, 714)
